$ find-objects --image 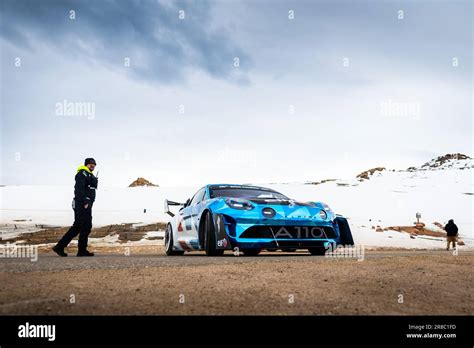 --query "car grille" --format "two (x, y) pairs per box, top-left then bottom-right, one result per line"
(240, 225), (337, 239)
